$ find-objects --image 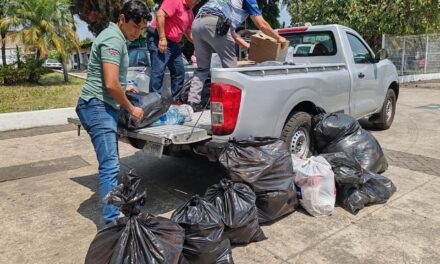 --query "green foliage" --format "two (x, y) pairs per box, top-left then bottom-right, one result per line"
(0, 56), (50, 85)
(0, 72), (84, 113)
(49, 50), (60, 60)
(287, 0), (440, 50)
(80, 37), (93, 47)
(0, 0), (79, 82)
